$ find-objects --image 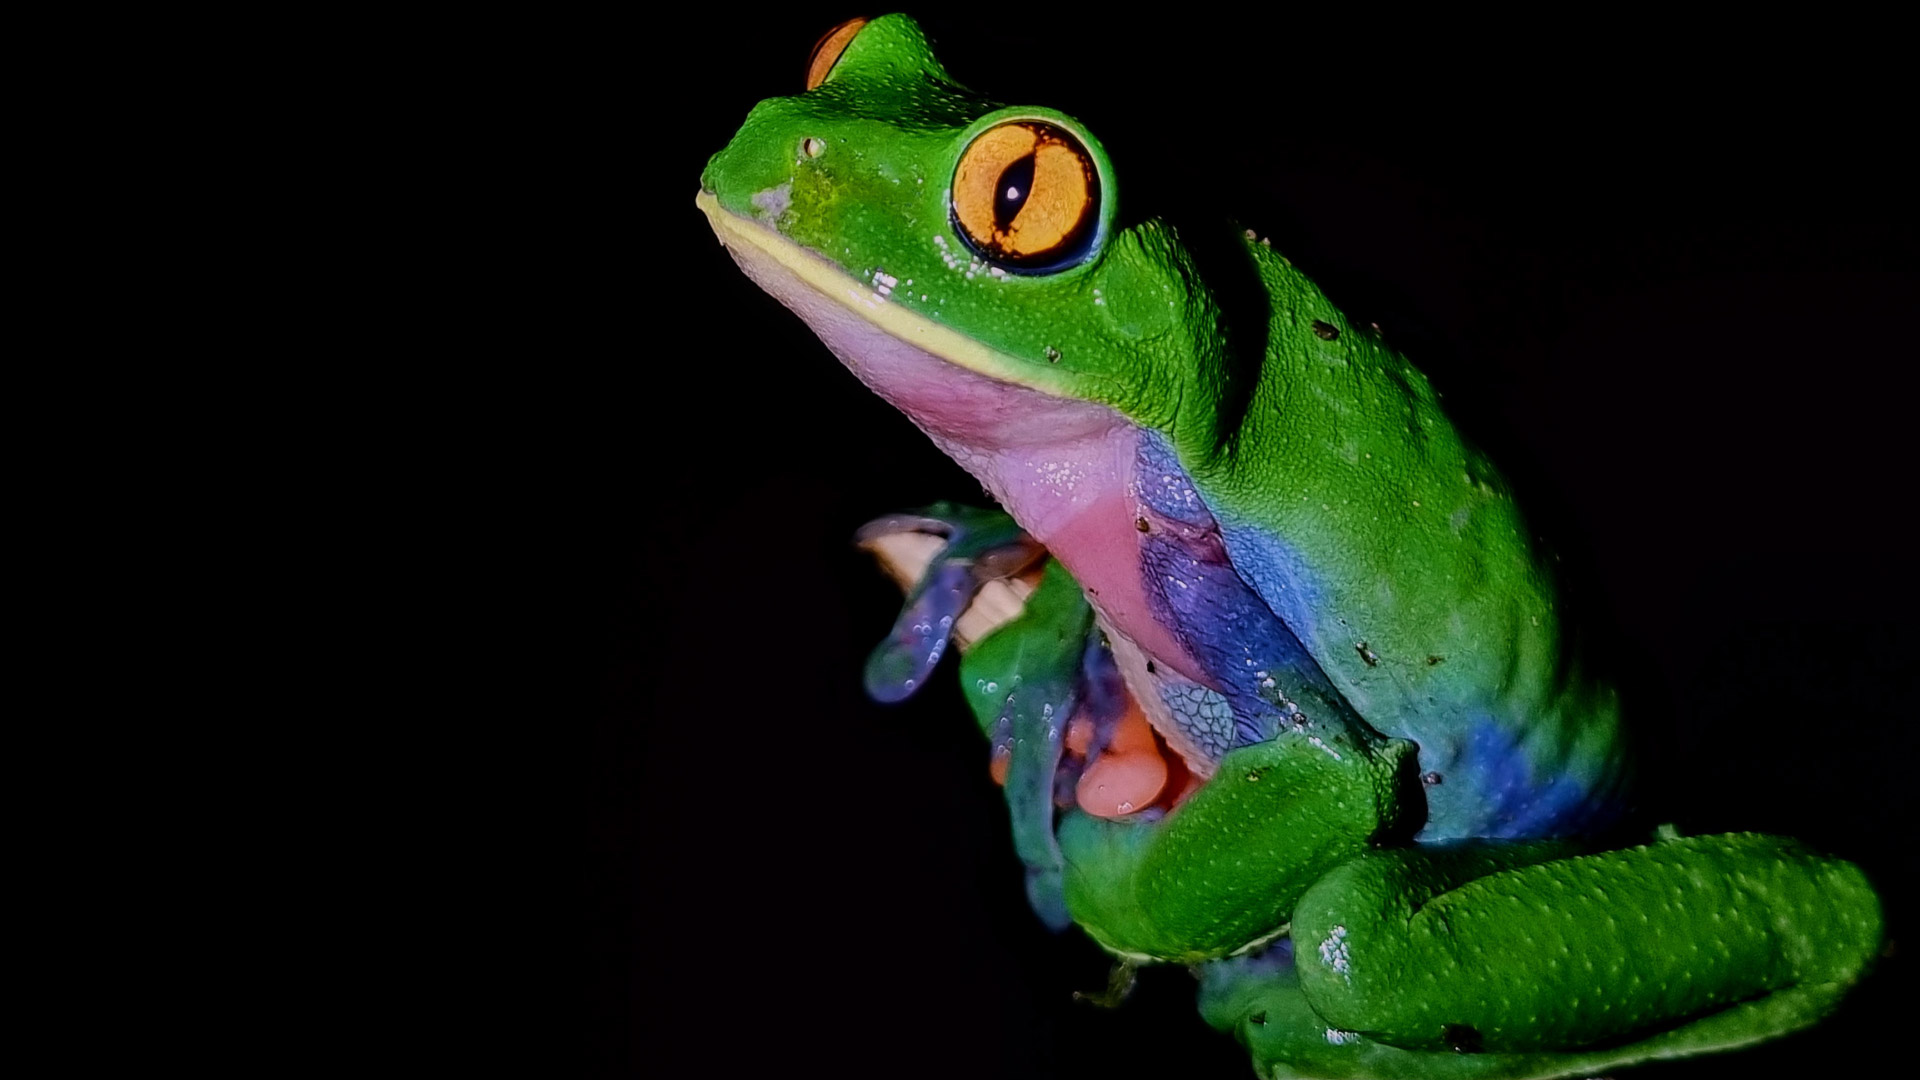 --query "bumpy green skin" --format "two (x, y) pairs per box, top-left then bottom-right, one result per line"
(1199, 243), (1621, 799)
(1203, 833), (1882, 1078)
(701, 15), (1885, 1076)
(1201, 946), (1867, 1080)
(1058, 732), (1422, 963)
(1294, 835), (1882, 1052)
